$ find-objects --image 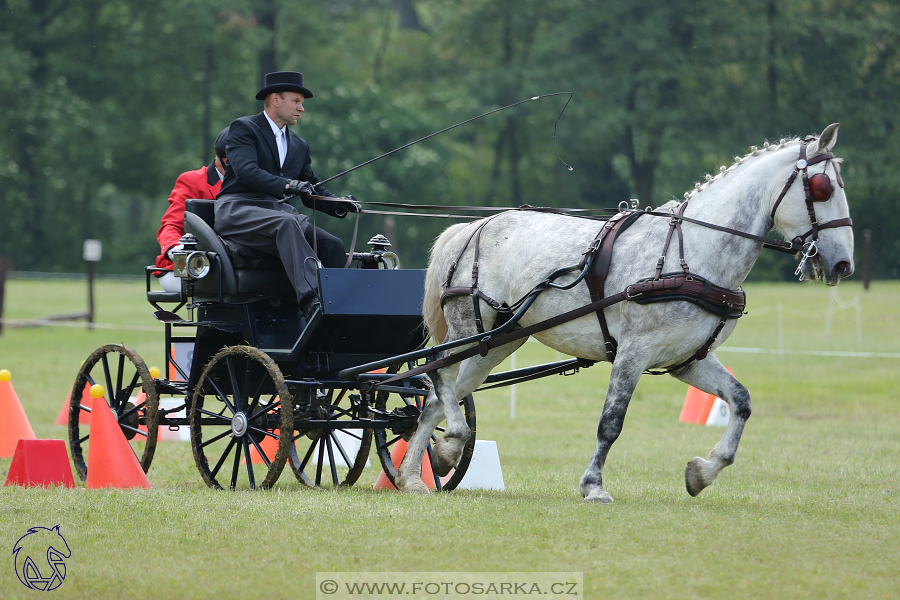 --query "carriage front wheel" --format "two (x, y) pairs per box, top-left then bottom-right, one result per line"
(68, 344), (159, 482)
(189, 346), (293, 490)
